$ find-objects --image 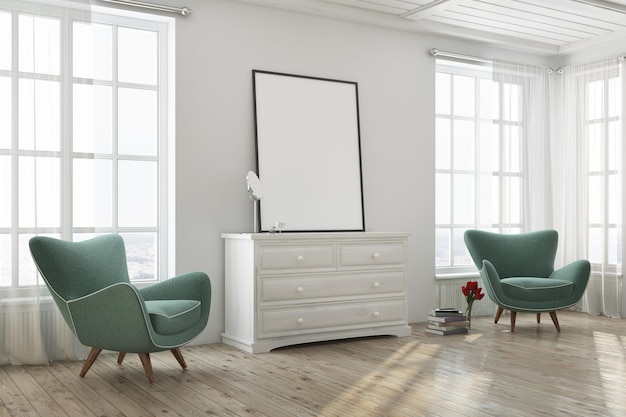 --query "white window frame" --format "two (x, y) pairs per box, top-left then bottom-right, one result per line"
(0, 1), (175, 296)
(583, 71), (622, 274)
(435, 59), (525, 276)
